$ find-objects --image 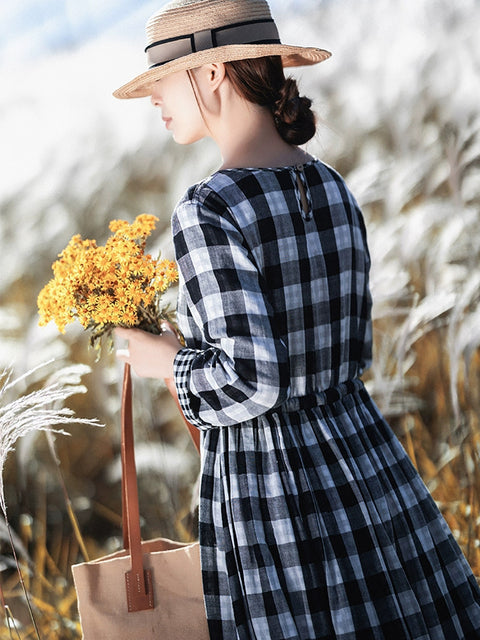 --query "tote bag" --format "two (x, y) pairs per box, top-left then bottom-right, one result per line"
(72, 364), (209, 640)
